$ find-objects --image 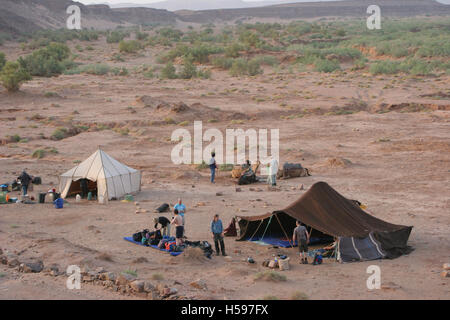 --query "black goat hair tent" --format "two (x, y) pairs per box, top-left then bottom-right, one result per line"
(237, 181), (413, 262)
